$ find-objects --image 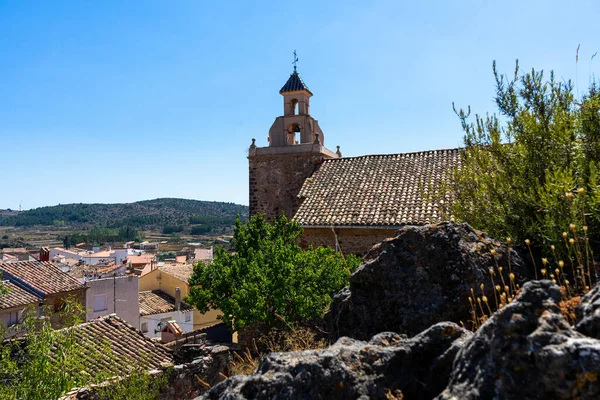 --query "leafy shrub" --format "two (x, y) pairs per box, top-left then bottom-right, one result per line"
(450, 61), (600, 253)
(187, 214), (361, 332)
